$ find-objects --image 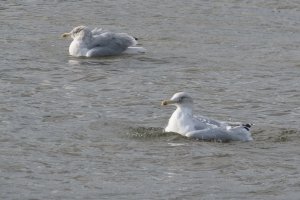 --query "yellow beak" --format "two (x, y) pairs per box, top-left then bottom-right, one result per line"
(161, 100), (177, 106)
(61, 32), (71, 38)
